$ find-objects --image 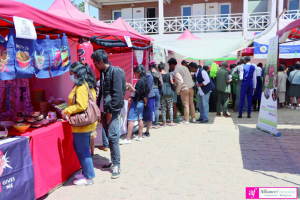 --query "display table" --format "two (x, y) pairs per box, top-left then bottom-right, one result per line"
(8, 121), (80, 199)
(0, 136), (35, 200)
